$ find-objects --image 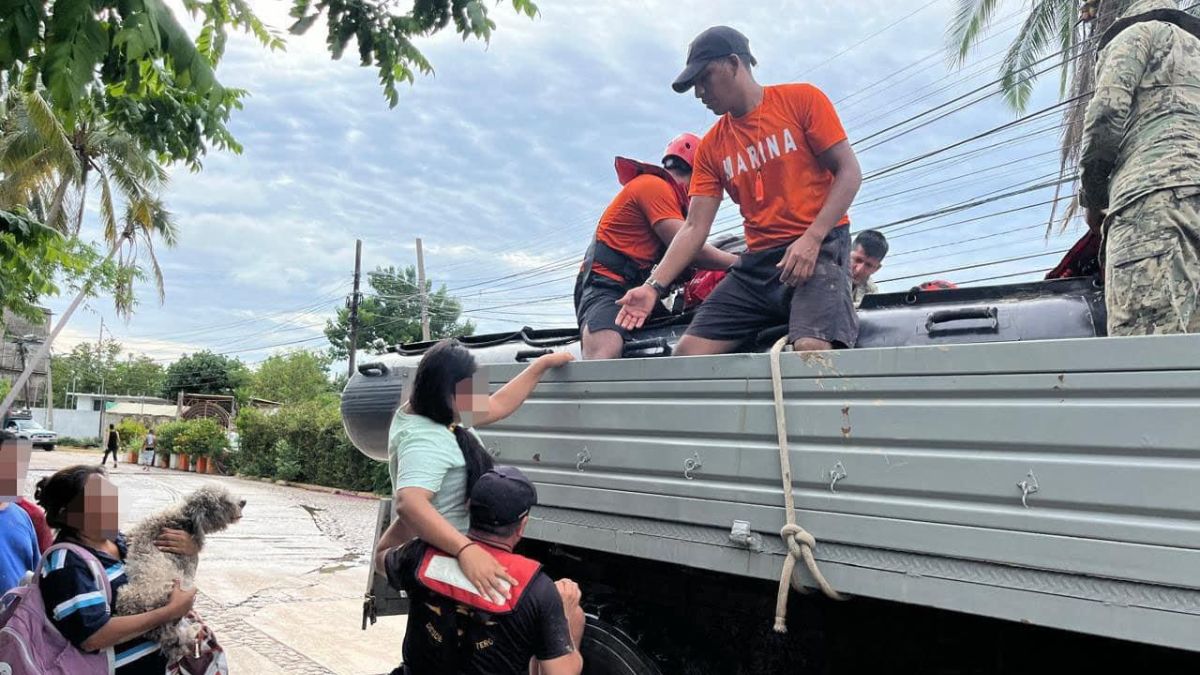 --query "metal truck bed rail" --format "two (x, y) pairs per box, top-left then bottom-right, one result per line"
(344, 333), (1200, 652)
